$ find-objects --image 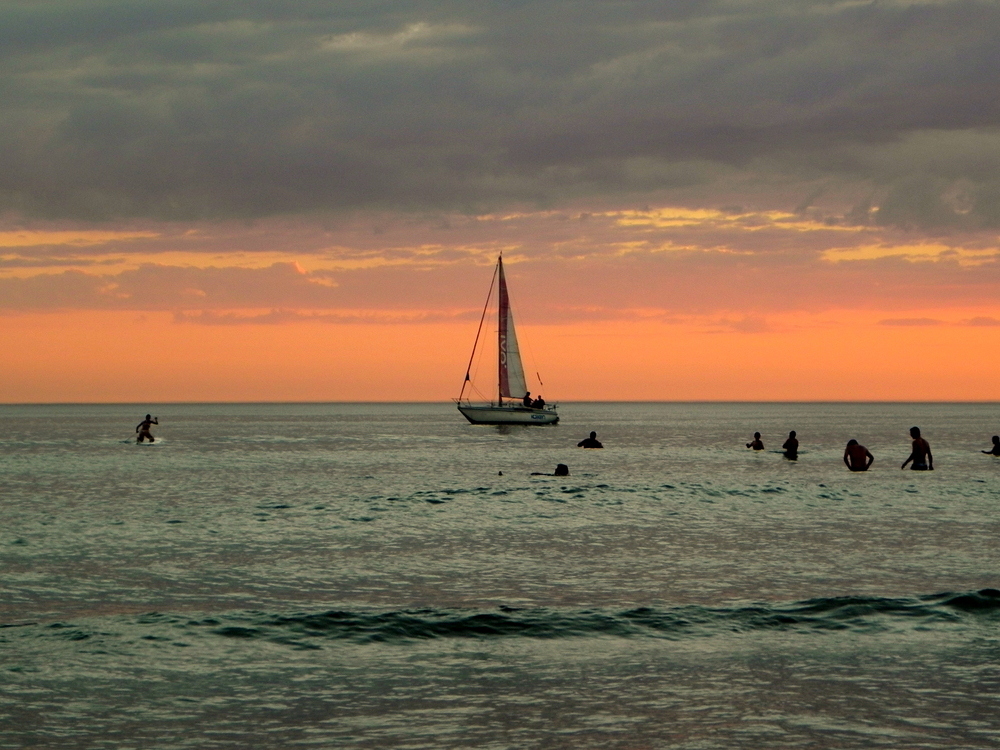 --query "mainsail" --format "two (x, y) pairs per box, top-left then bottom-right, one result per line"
(497, 258), (527, 400)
